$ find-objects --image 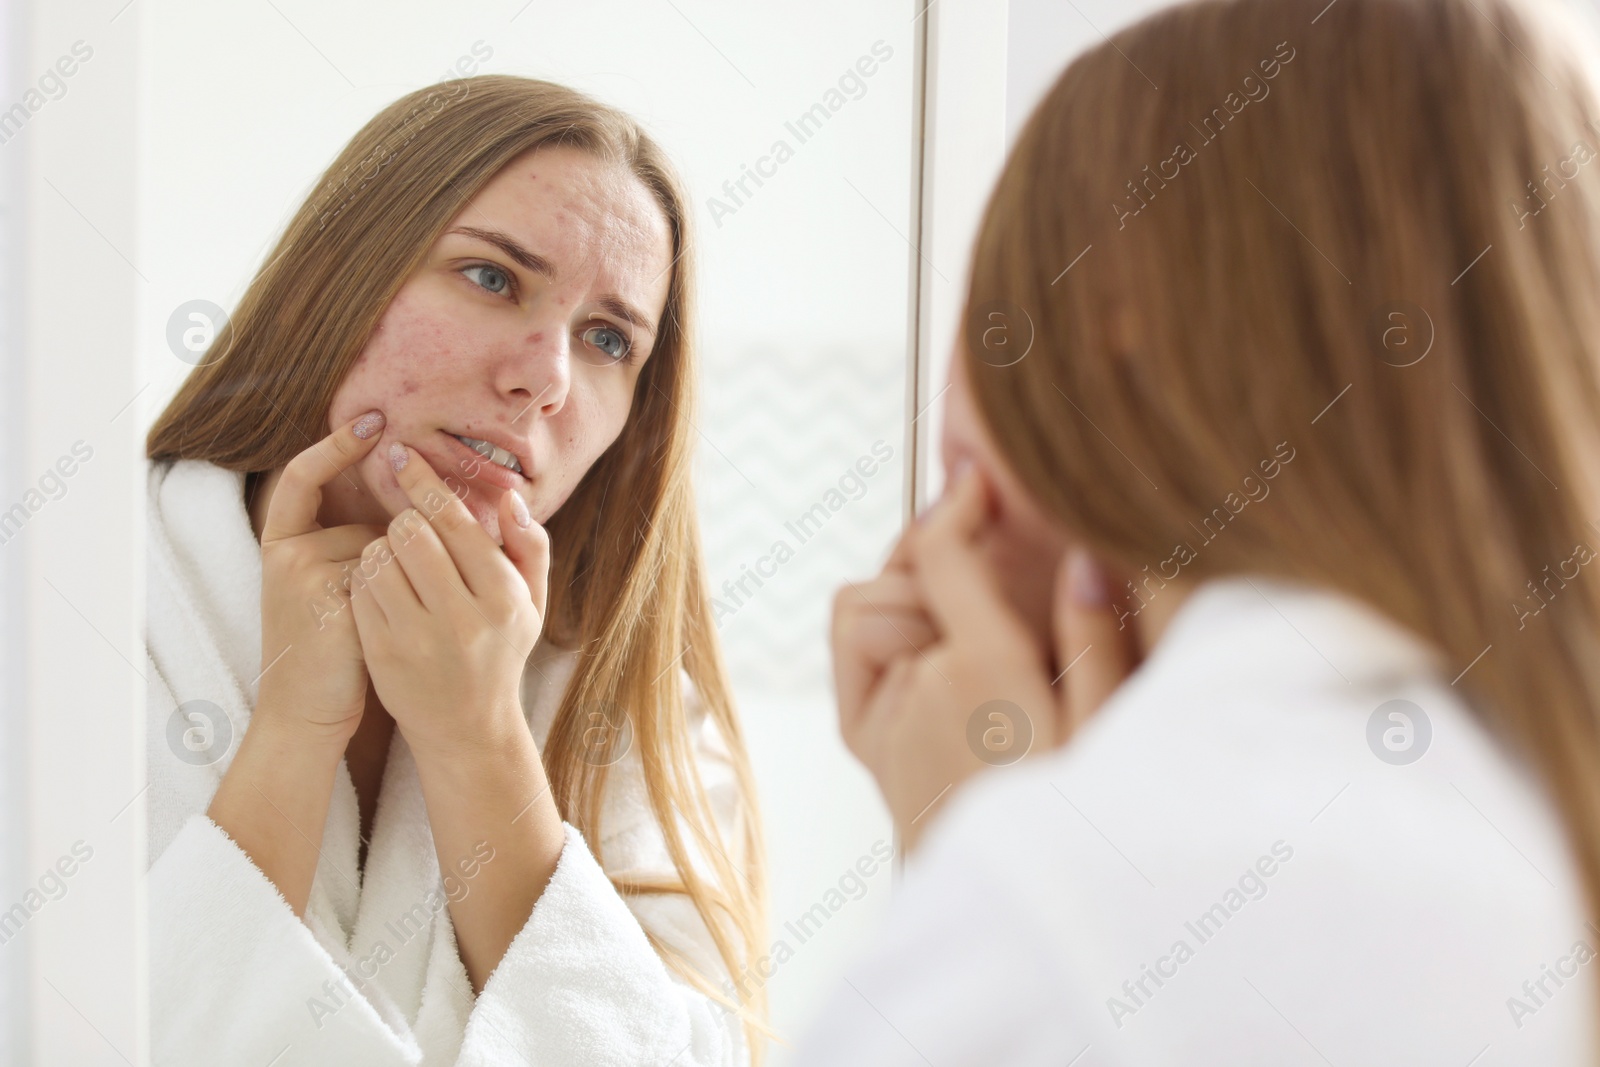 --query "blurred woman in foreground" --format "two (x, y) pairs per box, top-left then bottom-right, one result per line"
(810, 0), (1600, 1061)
